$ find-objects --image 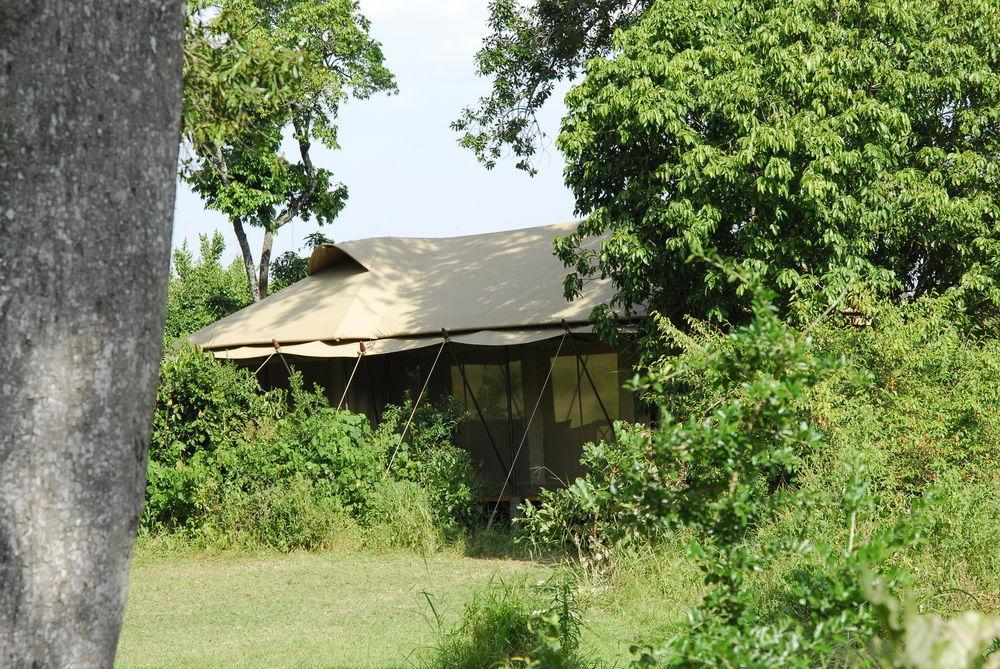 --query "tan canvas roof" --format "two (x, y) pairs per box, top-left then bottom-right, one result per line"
(190, 222), (613, 354)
